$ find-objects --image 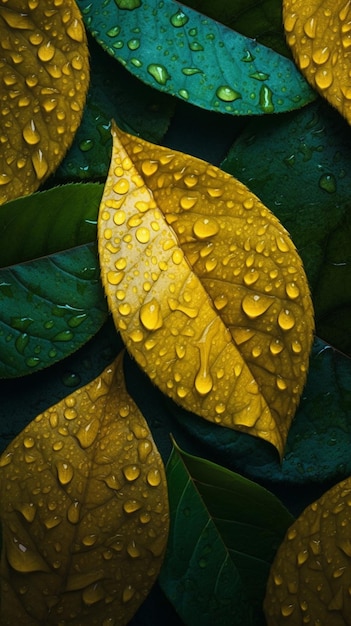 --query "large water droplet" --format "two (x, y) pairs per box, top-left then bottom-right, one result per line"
(242, 294), (272, 319)
(259, 85), (274, 113)
(7, 537), (50, 573)
(139, 298), (163, 331)
(319, 173), (336, 193)
(278, 309), (296, 330)
(56, 461), (74, 485)
(67, 500), (80, 524)
(123, 499), (142, 514)
(123, 464), (141, 482)
(23, 119), (40, 145)
(146, 468), (161, 487)
(193, 217), (219, 239)
(147, 63), (170, 85)
(216, 85), (241, 102)
(170, 10), (189, 27)
(76, 419), (99, 449)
